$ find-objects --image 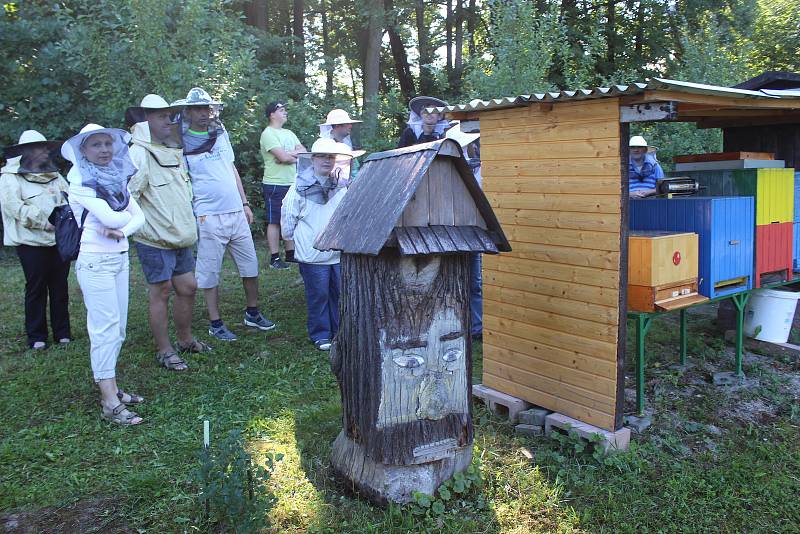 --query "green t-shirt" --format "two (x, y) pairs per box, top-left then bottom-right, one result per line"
(260, 126), (301, 185)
